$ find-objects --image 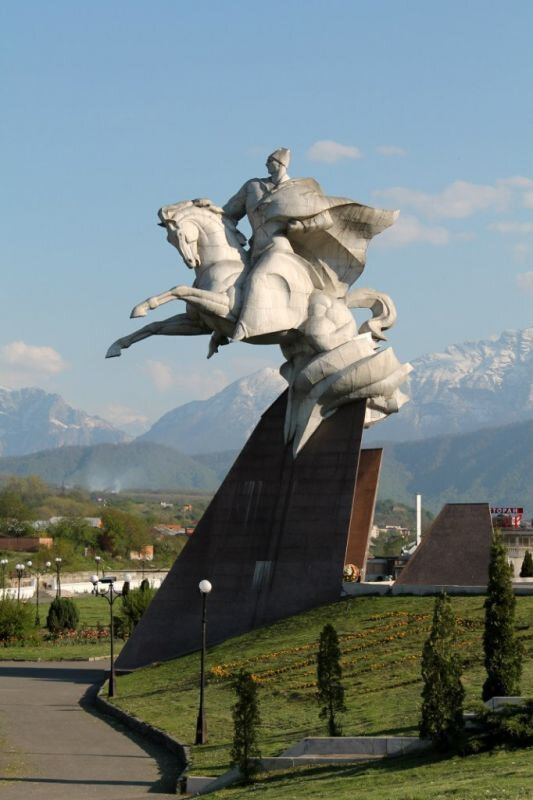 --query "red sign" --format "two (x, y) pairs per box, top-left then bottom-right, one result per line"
(491, 507), (523, 528)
